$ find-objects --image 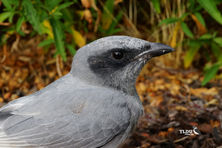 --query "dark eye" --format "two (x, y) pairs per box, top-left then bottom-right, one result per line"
(112, 51), (124, 60)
